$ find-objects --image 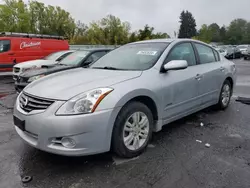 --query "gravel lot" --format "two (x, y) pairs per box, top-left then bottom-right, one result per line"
(1, 59), (250, 188)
